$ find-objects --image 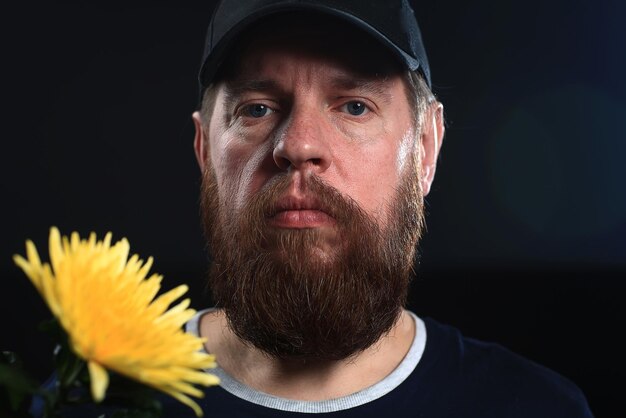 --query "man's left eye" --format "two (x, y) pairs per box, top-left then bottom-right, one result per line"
(341, 101), (369, 116)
